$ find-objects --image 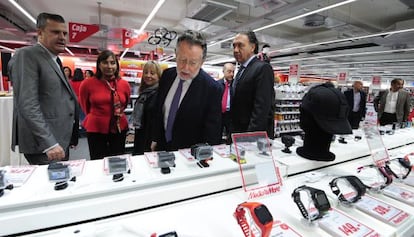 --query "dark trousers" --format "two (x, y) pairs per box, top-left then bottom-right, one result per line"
(87, 131), (127, 160)
(24, 147), (69, 165)
(222, 111), (231, 144)
(379, 112), (397, 126)
(348, 111), (362, 129)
